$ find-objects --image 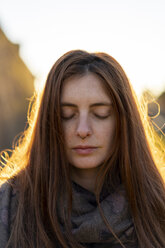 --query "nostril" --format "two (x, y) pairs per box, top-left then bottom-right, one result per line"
(76, 116), (92, 138)
(76, 127), (92, 139)
(76, 130), (92, 139)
